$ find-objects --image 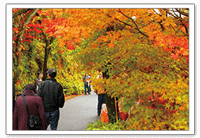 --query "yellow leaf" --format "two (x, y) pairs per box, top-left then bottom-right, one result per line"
(143, 127), (148, 130)
(108, 40), (115, 48)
